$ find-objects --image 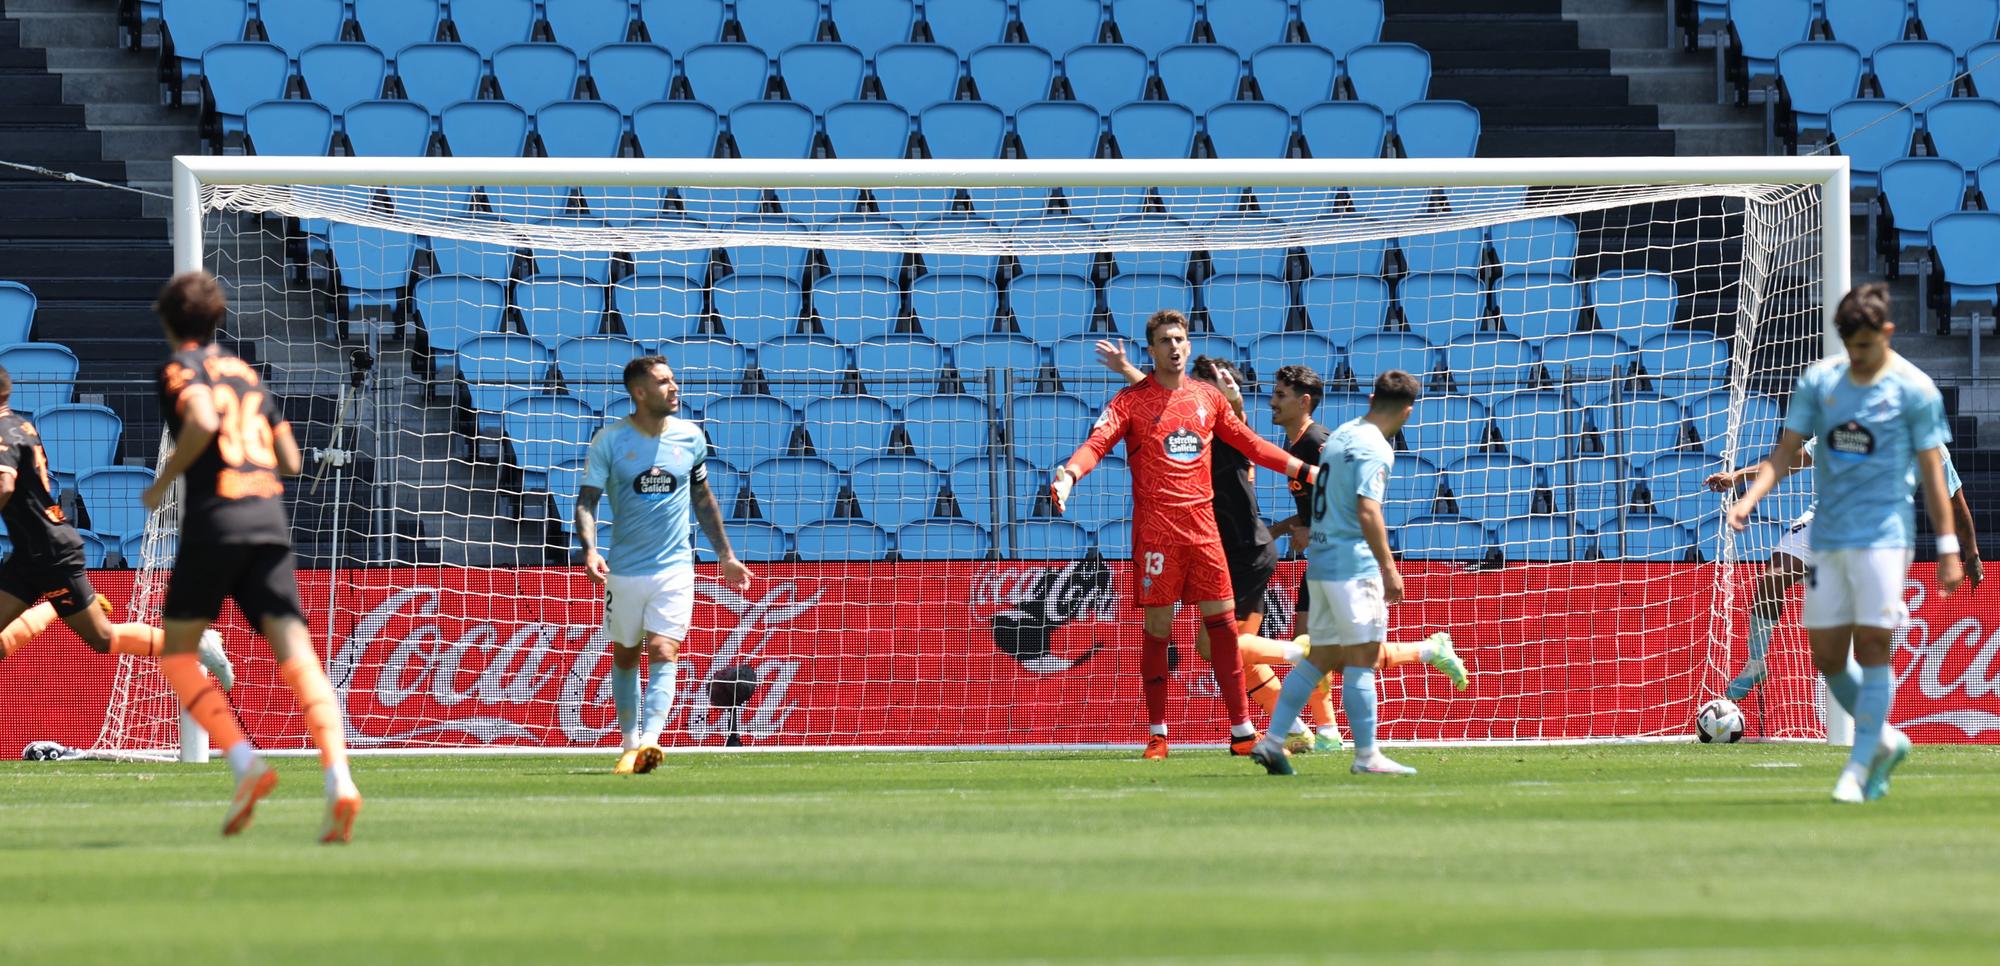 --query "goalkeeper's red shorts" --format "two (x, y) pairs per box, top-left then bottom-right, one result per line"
(1129, 539), (1233, 609)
